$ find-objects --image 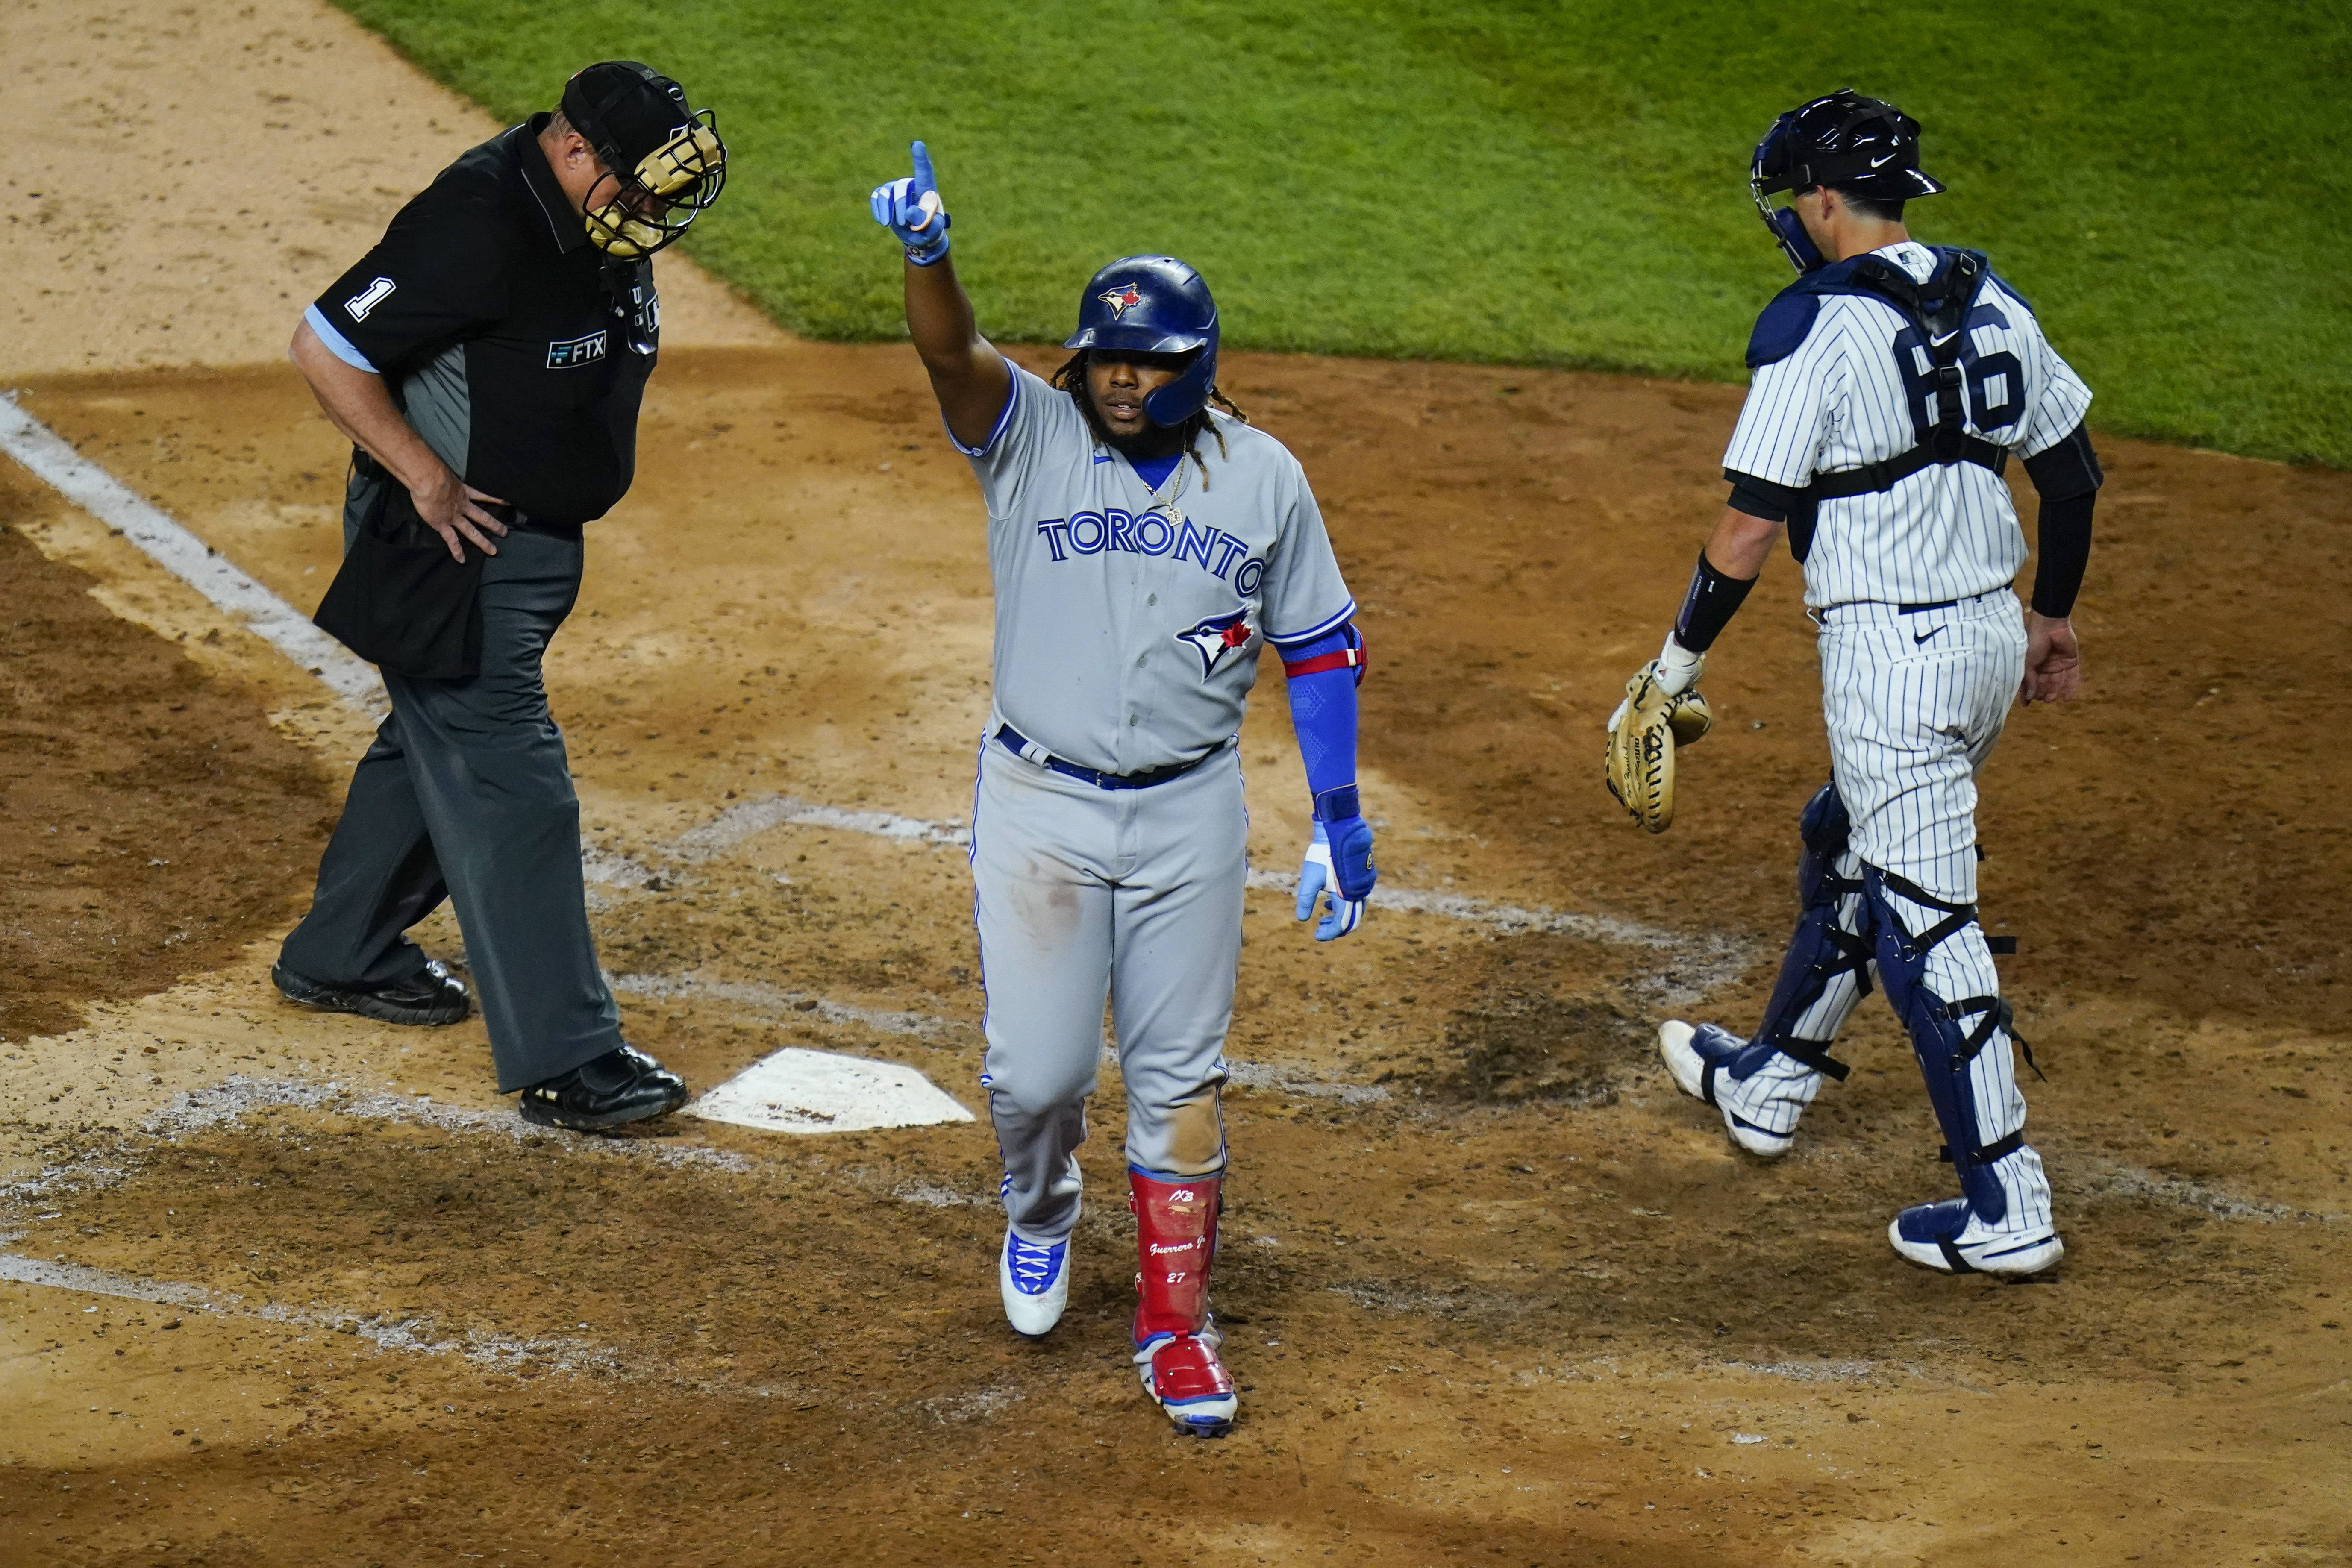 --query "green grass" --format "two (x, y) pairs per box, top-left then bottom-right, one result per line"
(334, 0), (2351, 465)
